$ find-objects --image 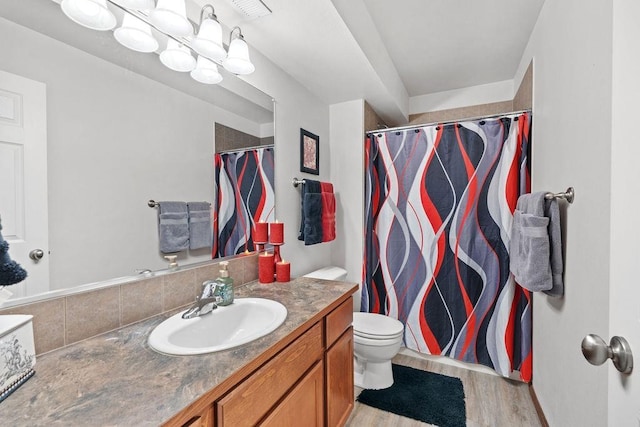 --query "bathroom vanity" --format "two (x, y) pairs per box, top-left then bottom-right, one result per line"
(0, 277), (357, 426)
